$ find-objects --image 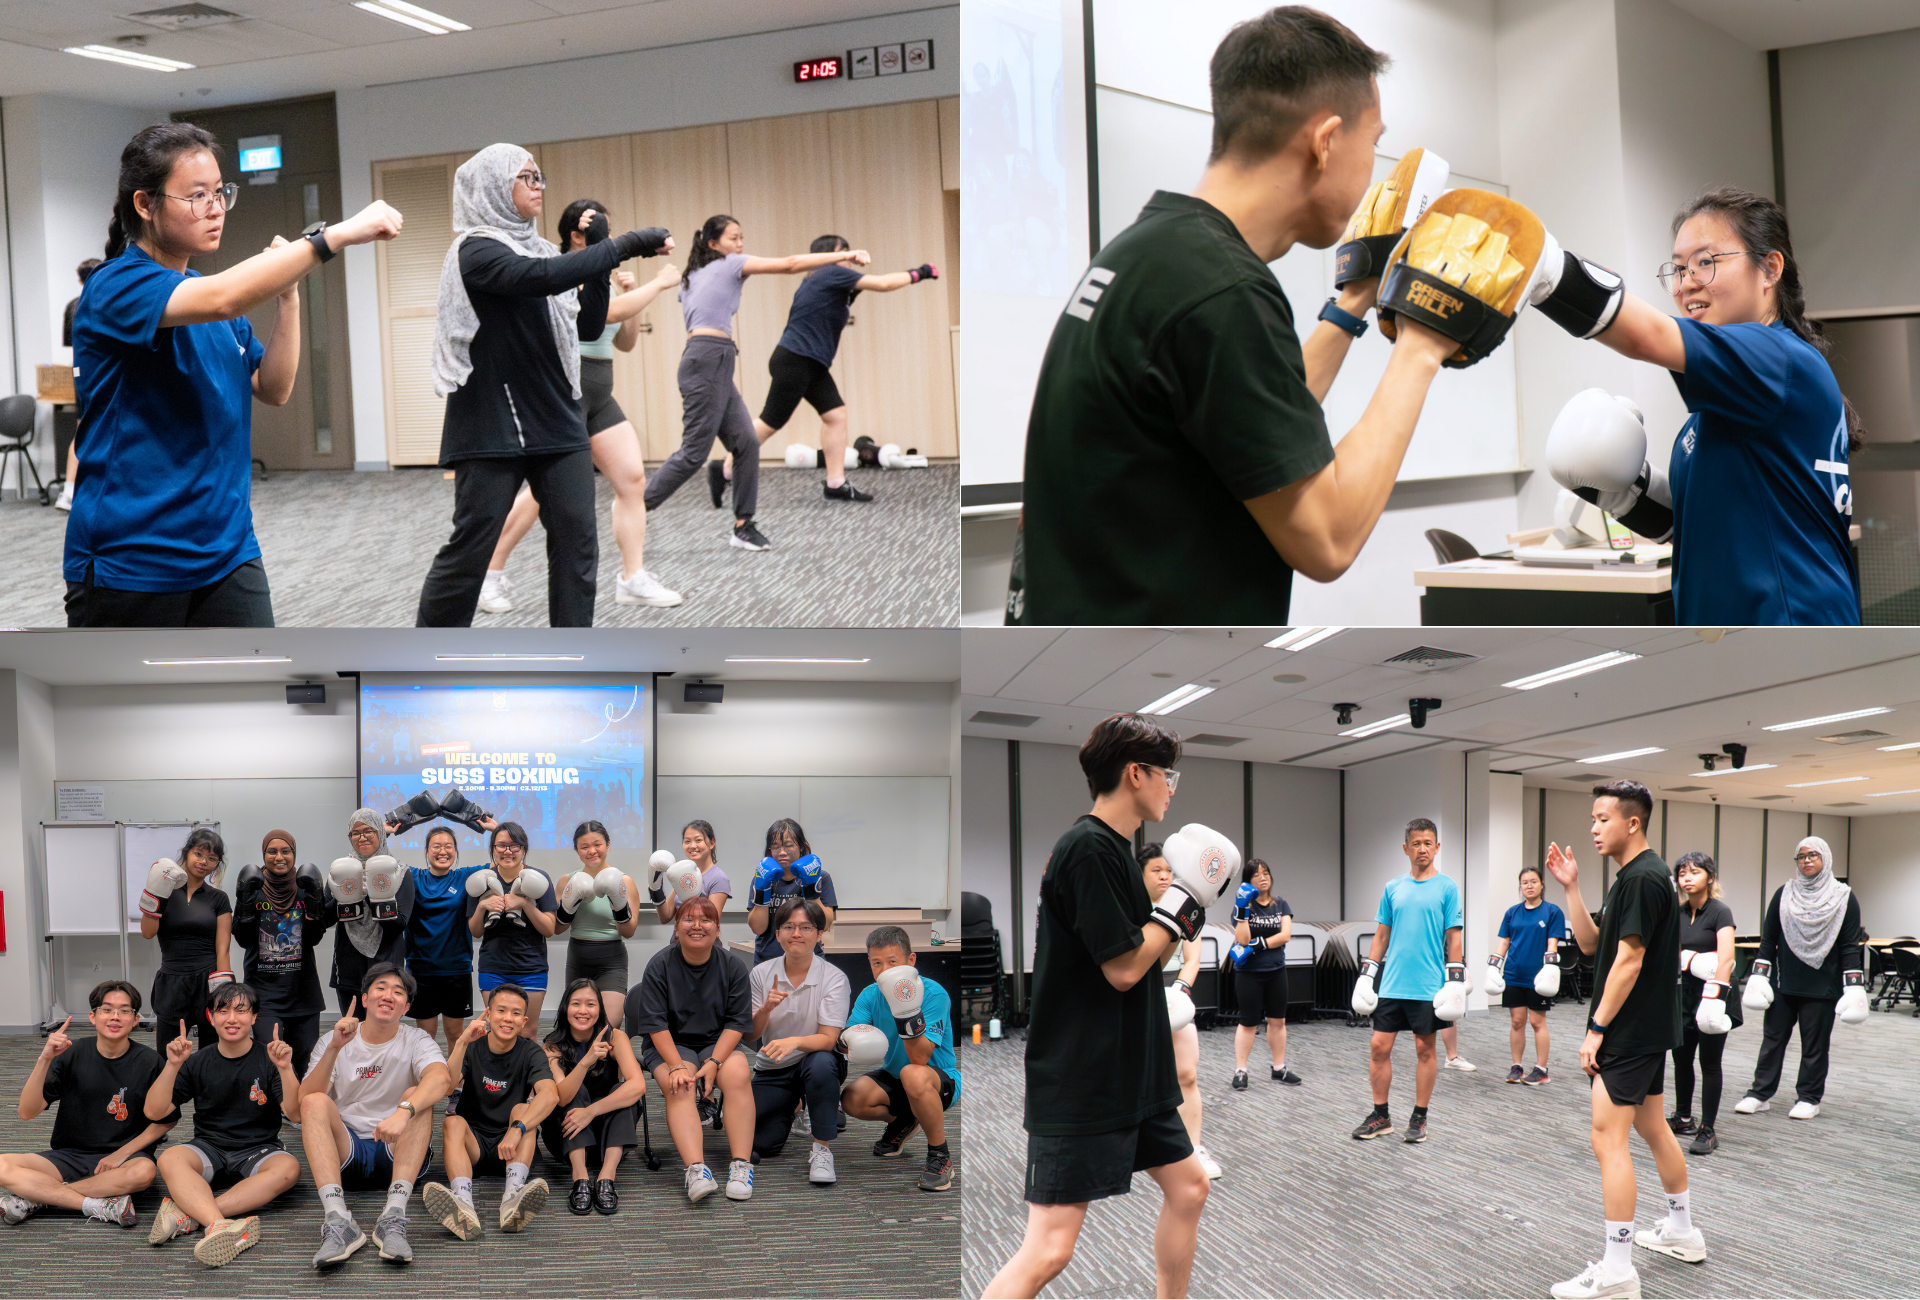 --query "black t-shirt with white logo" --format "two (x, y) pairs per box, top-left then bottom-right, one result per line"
(1010, 190), (1335, 625)
(42, 1038), (176, 1154)
(170, 1041), (284, 1149)
(454, 1034), (548, 1136)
